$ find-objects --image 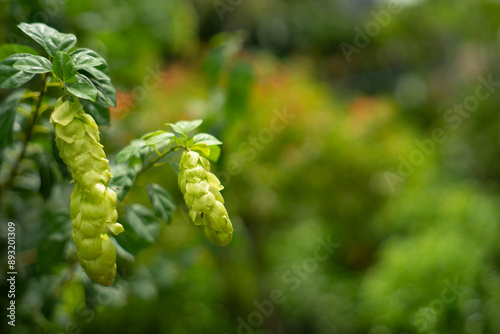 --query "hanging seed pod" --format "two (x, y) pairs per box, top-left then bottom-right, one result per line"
(178, 150), (233, 246)
(51, 98), (123, 286)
